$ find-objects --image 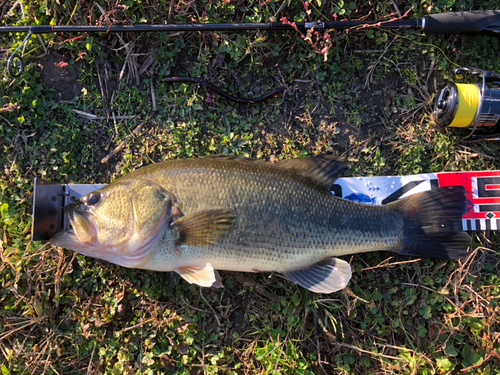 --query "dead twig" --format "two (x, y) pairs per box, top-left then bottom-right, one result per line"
(0, 103), (19, 113)
(335, 342), (401, 361)
(460, 351), (500, 372)
(101, 123), (143, 163)
(72, 109), (133, 120)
